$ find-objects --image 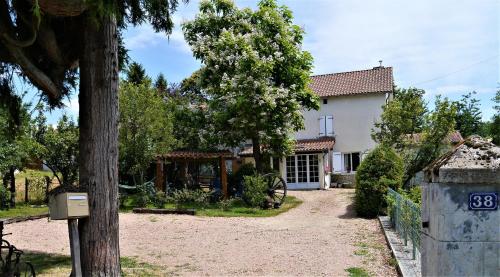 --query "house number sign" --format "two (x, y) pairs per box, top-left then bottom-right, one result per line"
(468, 192), (498, 211)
